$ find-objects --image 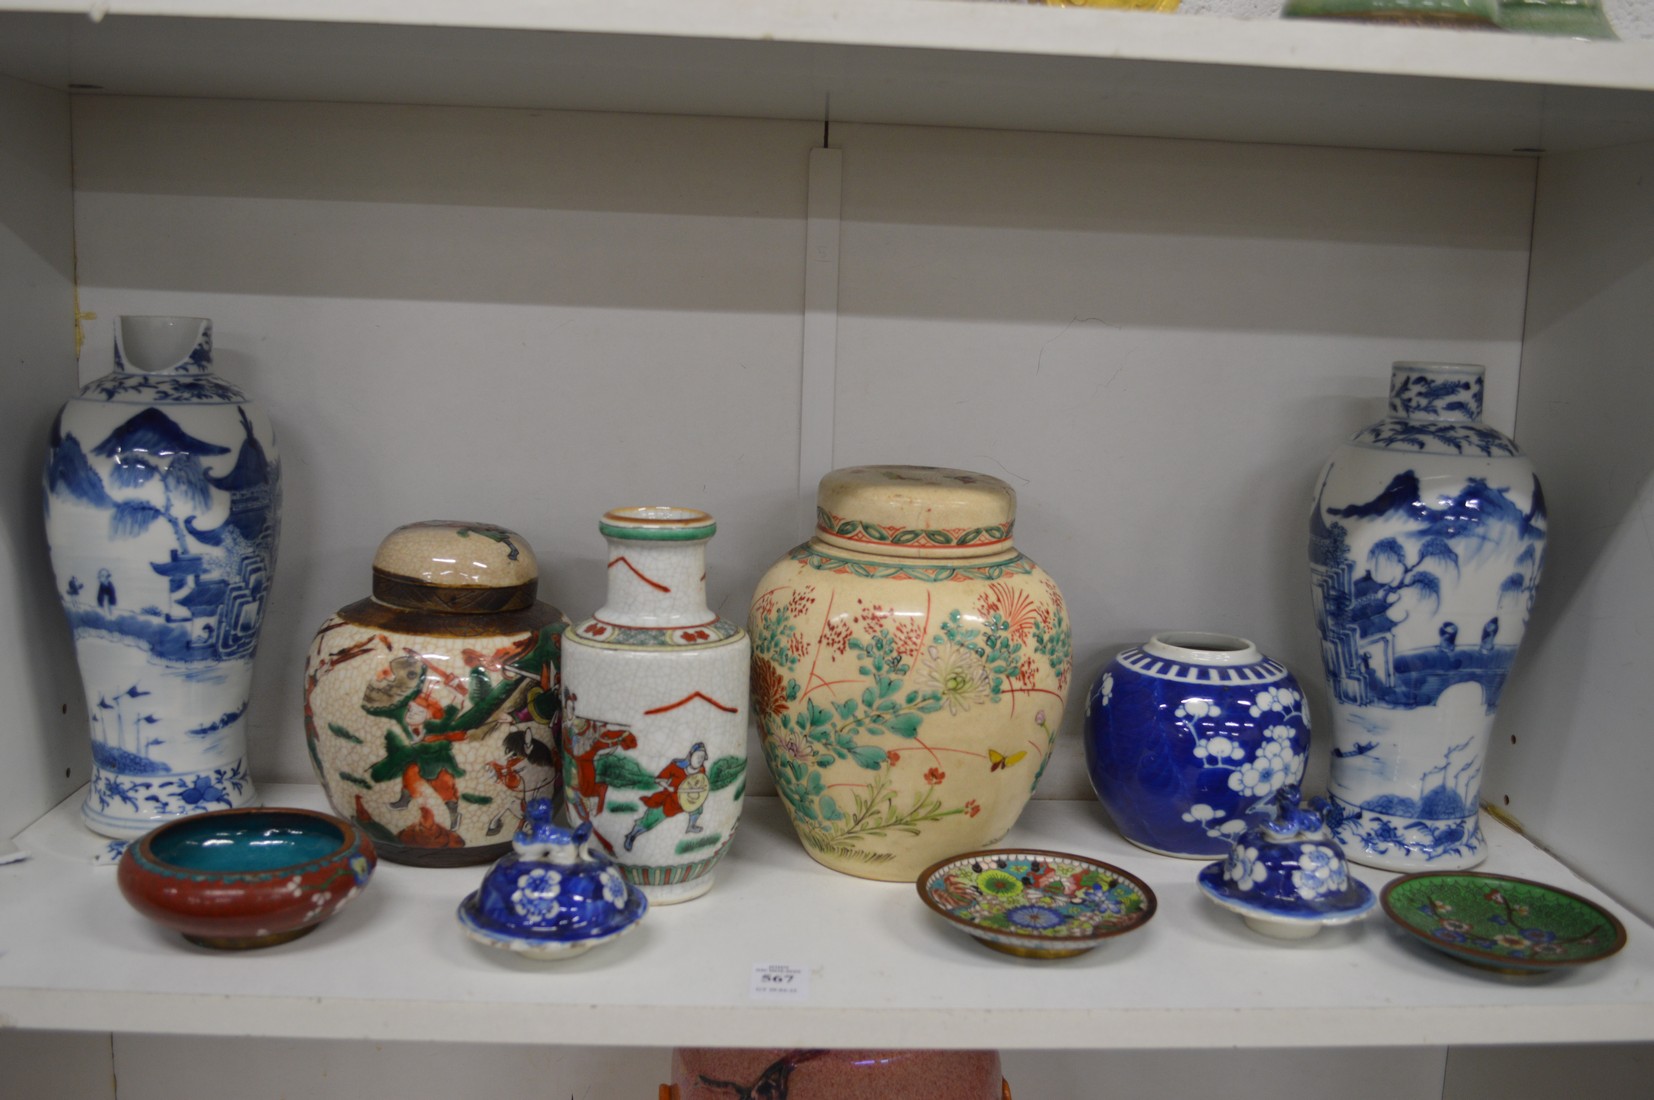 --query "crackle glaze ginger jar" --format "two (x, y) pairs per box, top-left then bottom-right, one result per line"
(1310, 362), (1545, 871)
(561, 508), (749, 905)
(750, 465), (1071, 882)
(45, 316), (280, 839)
(304, 521), (566, 867)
